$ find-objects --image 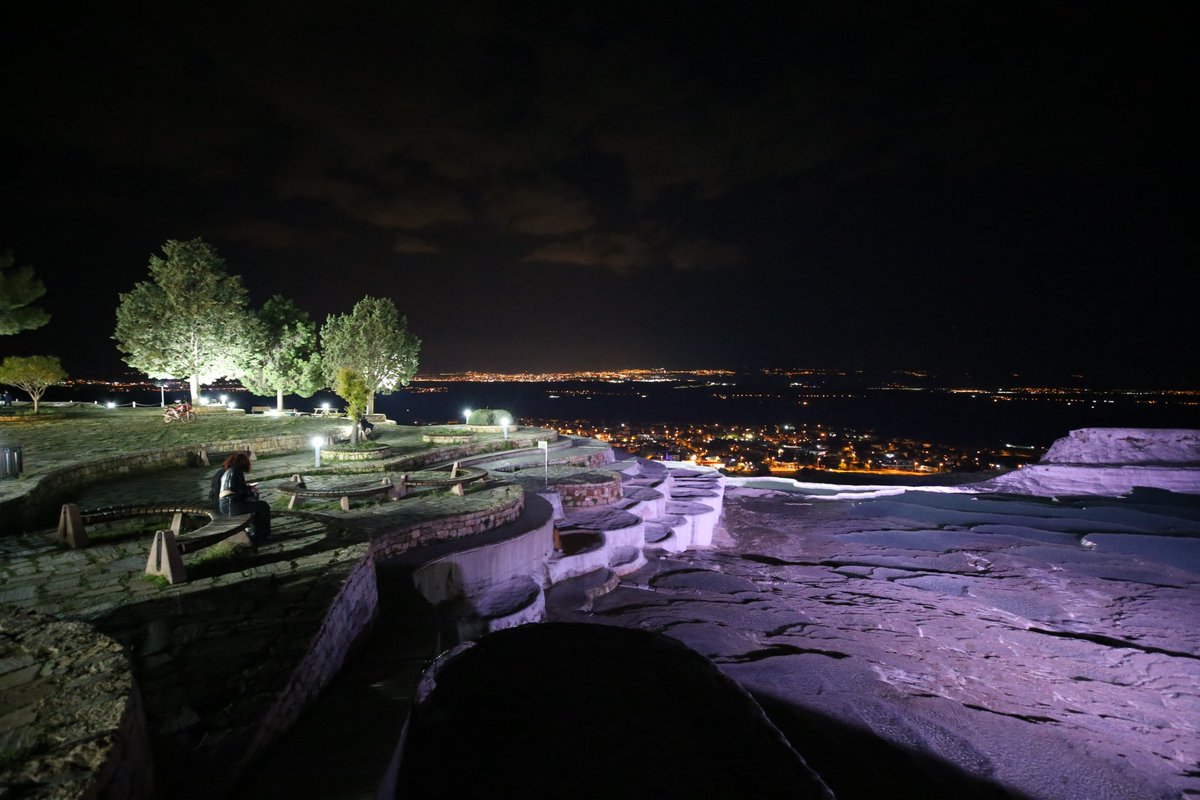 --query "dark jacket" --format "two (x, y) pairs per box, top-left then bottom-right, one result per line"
(209, 468), (225, 511)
